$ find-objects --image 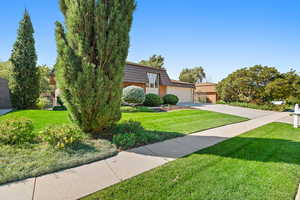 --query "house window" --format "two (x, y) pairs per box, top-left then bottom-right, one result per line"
(147, 73), (158, 88)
